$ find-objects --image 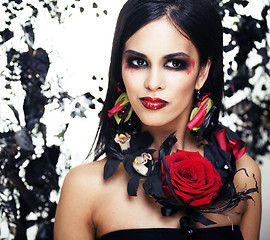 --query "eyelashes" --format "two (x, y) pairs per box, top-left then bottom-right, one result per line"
(126, 57), (148, 69)
(164, 59), (190, 71)
(125, 56), (191, 71)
